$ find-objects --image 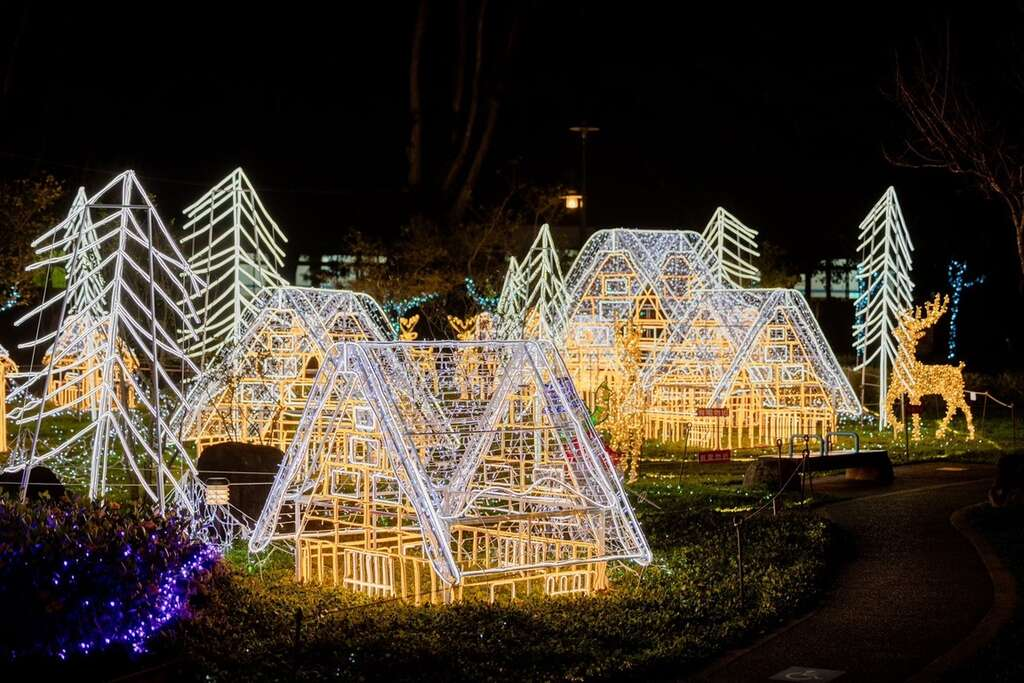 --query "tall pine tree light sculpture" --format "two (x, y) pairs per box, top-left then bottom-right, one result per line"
(499, 224), (568, 339)
(700, 207), (761, 287)
(6, 171), (205, 511)
(180, 168), (288, 363)
(853, 187), (914, 429)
